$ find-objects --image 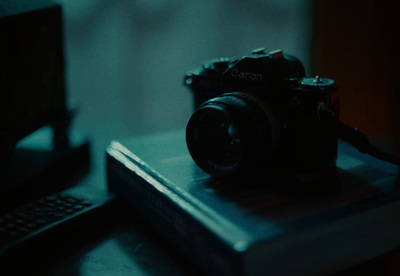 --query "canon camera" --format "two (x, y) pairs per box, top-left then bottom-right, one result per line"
(184, 48), (340, 177)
